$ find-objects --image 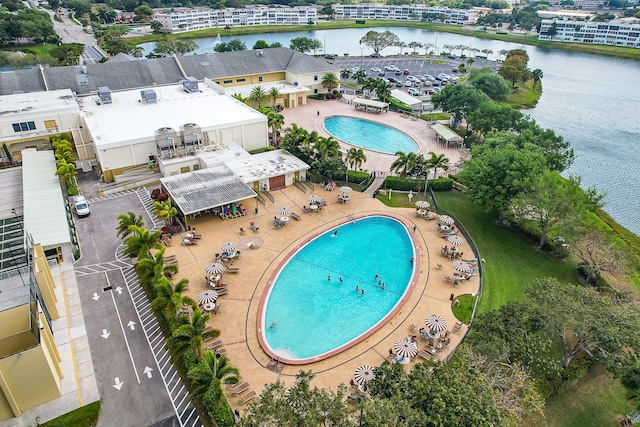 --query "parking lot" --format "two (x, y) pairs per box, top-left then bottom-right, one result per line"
(331, 55), (495, 97)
